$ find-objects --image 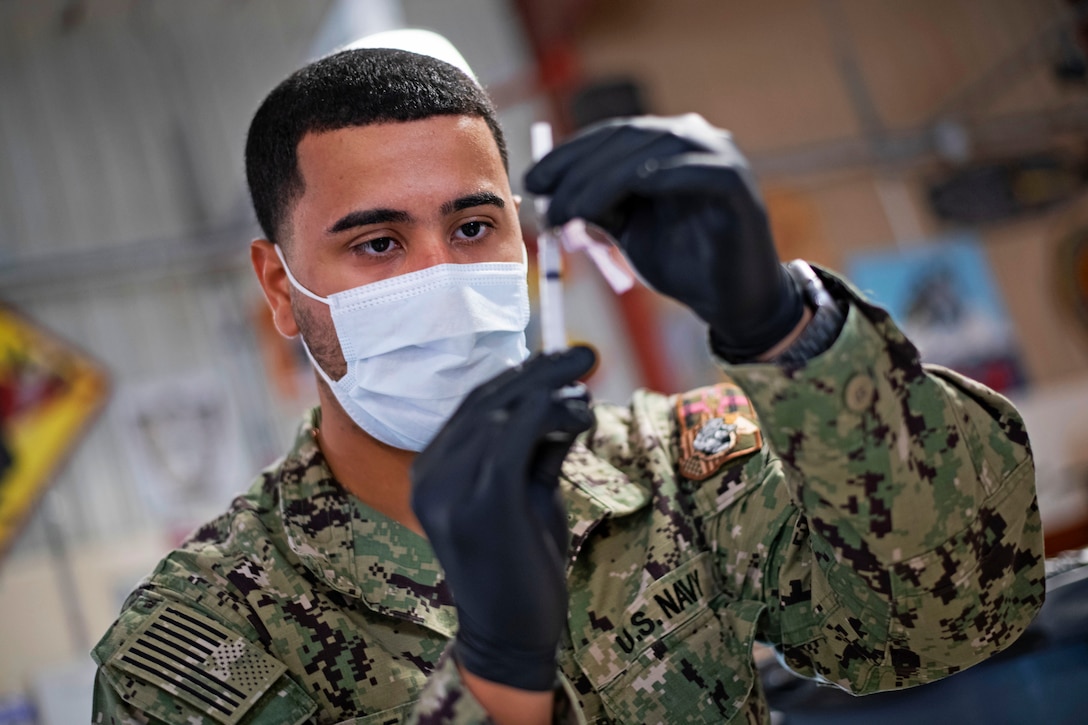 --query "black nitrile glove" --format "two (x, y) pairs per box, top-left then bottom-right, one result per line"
(525, 113), (804, 361)
(410, 346), (596, 691)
